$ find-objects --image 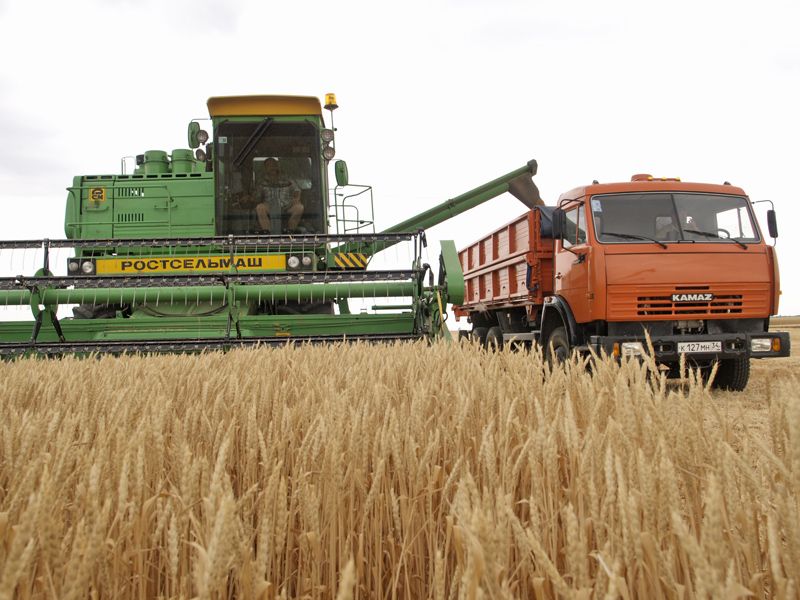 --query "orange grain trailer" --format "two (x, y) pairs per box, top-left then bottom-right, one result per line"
(454, 174), (790, 390)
